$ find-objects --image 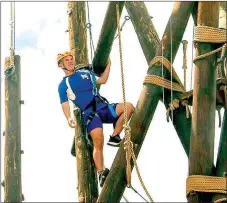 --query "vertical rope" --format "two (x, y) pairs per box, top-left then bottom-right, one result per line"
(10, 2), (15, 68)
(116, 2), (131, 185)
(116, 4), (154, 202)
(182, 40), (188, 90)
(162, 40), (165, 104)
(86, 1), (95, 71)
(170, 15), (173, 121)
